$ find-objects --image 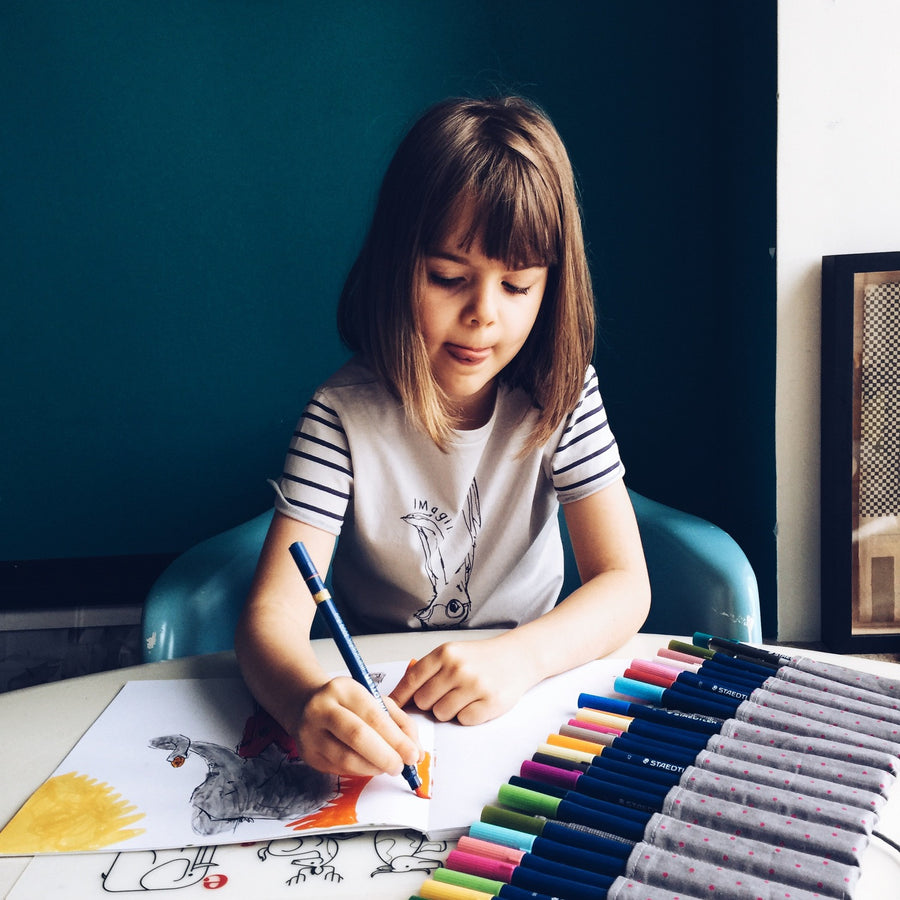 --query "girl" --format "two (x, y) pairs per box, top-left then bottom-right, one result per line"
(235, 96), (650, 781)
